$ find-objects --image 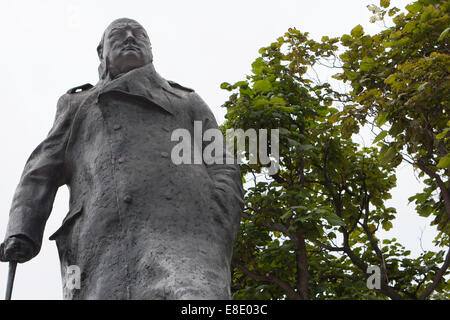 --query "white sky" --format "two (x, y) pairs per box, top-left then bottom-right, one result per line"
(0, 0), (436, 299)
